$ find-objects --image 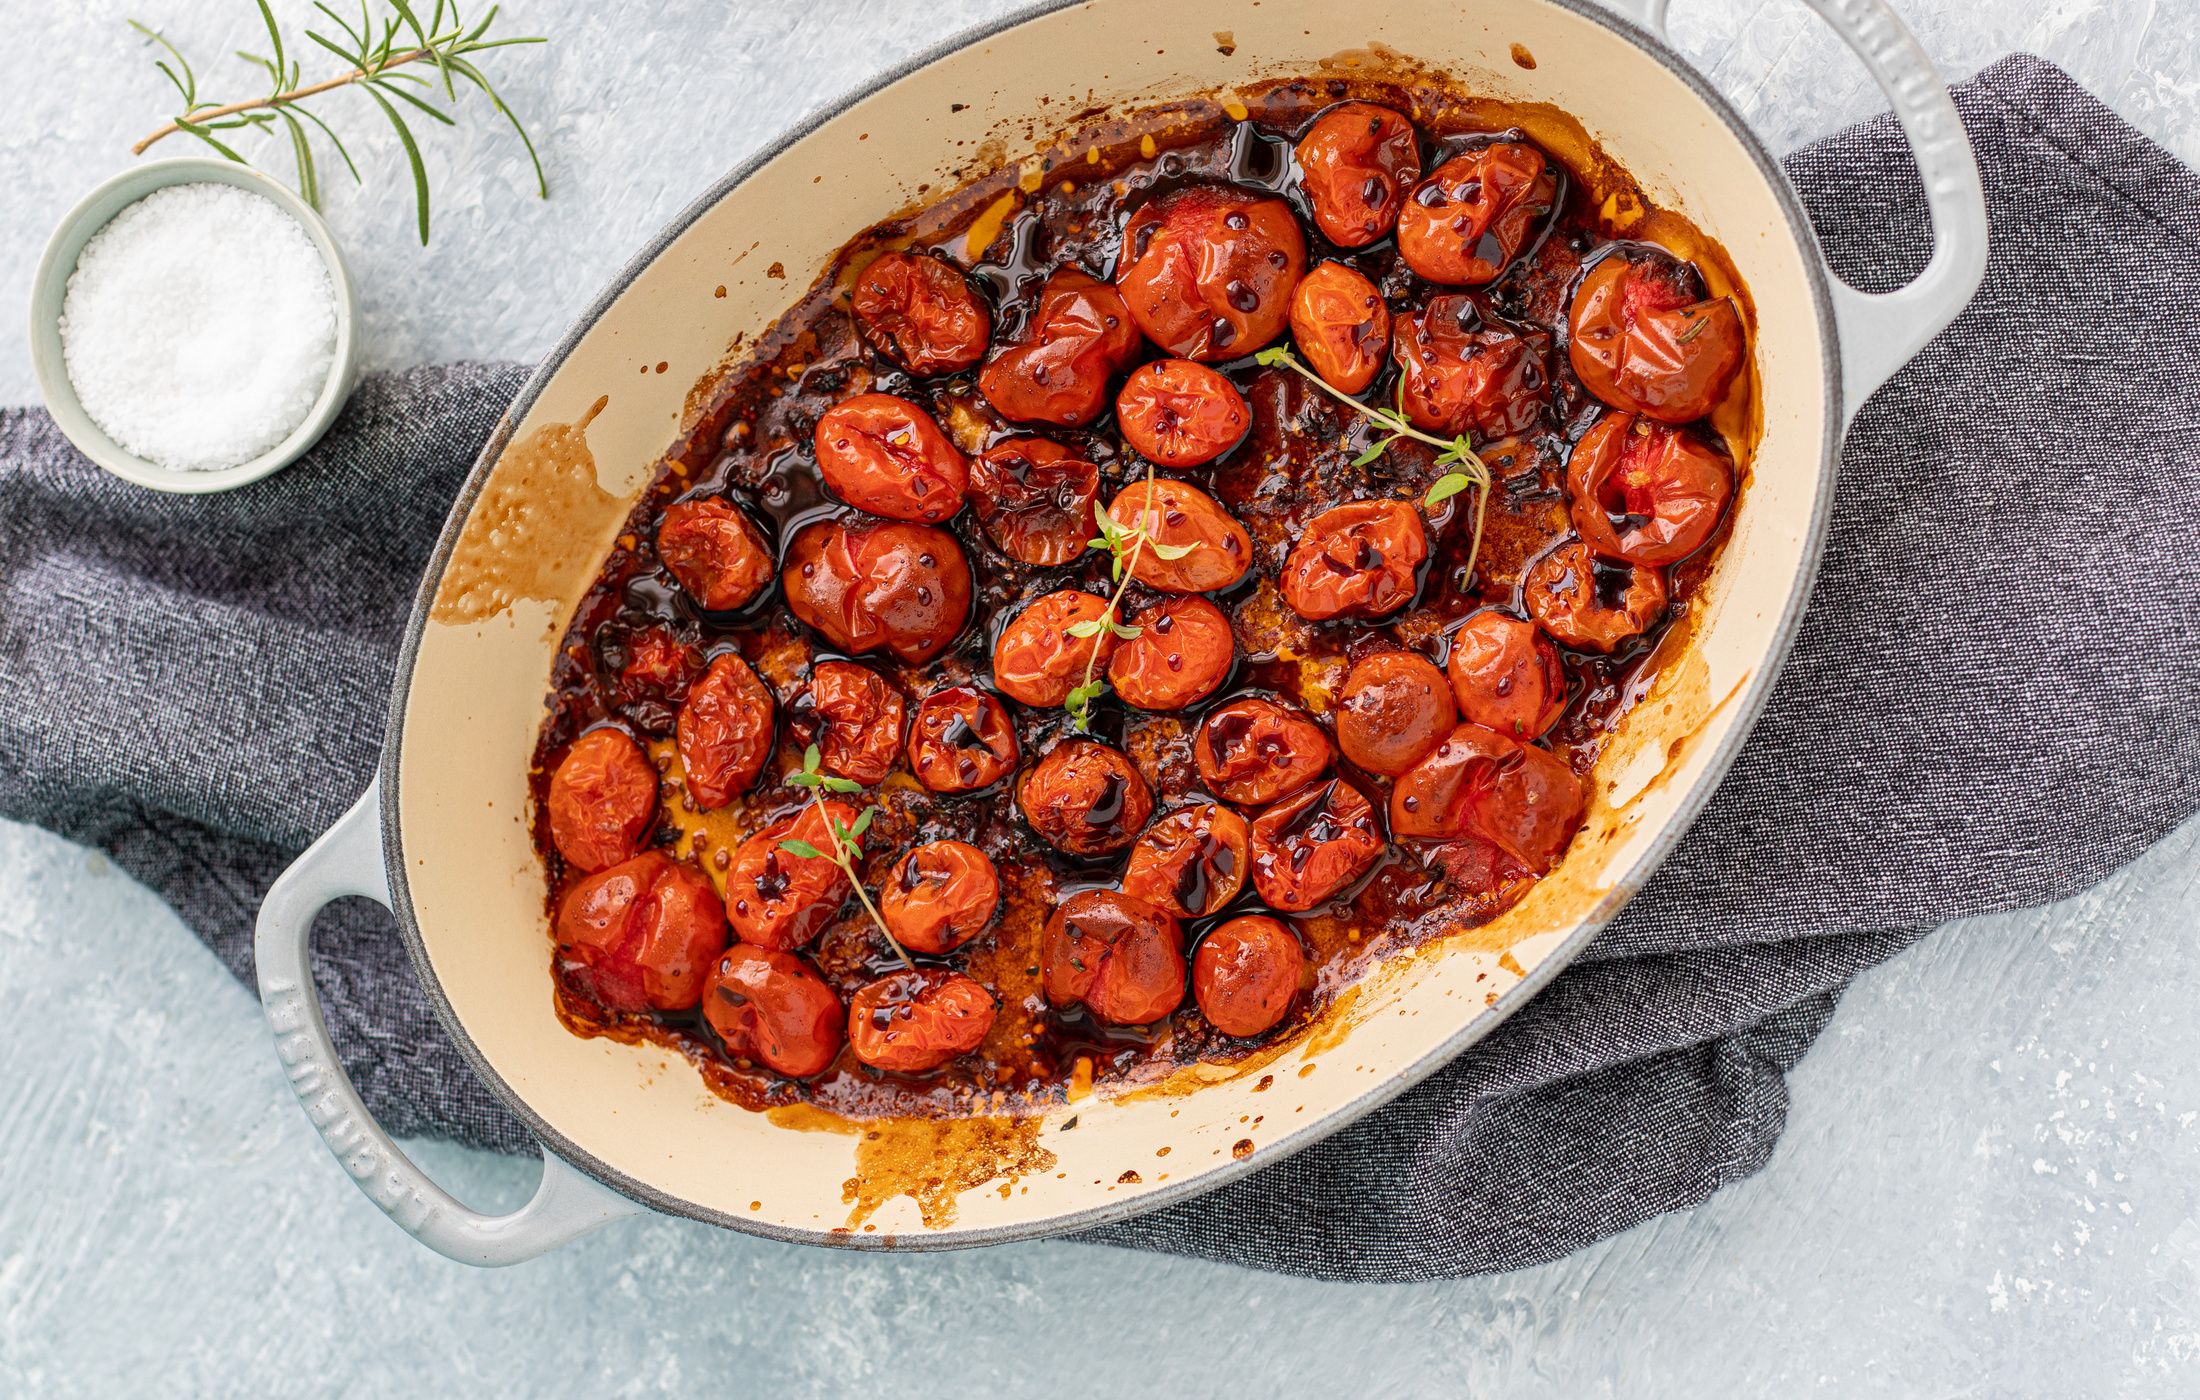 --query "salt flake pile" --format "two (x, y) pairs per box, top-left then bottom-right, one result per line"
(59, 182), (337, 473)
